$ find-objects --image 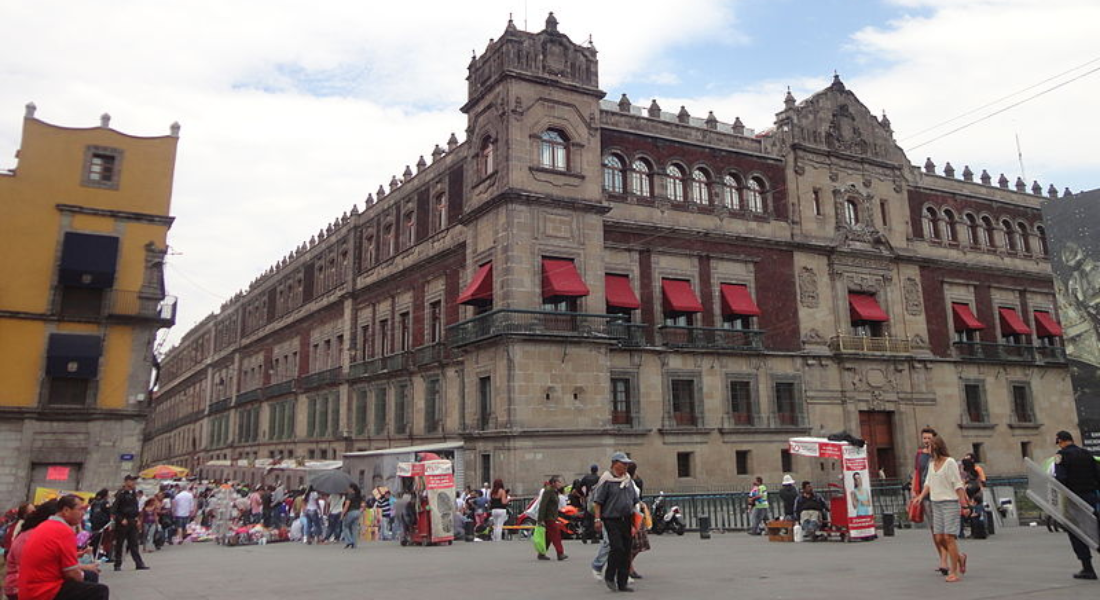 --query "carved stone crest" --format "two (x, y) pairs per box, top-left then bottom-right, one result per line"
(904, 277), (923, 316)
(802, 328), (827, 346)
(798, 267), (819, 308)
